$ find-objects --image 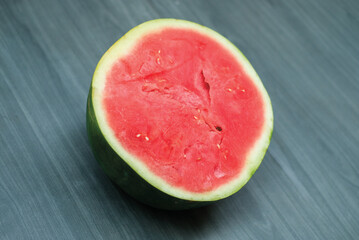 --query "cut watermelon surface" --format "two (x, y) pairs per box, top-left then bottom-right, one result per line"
(87, 19), (273, 209)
